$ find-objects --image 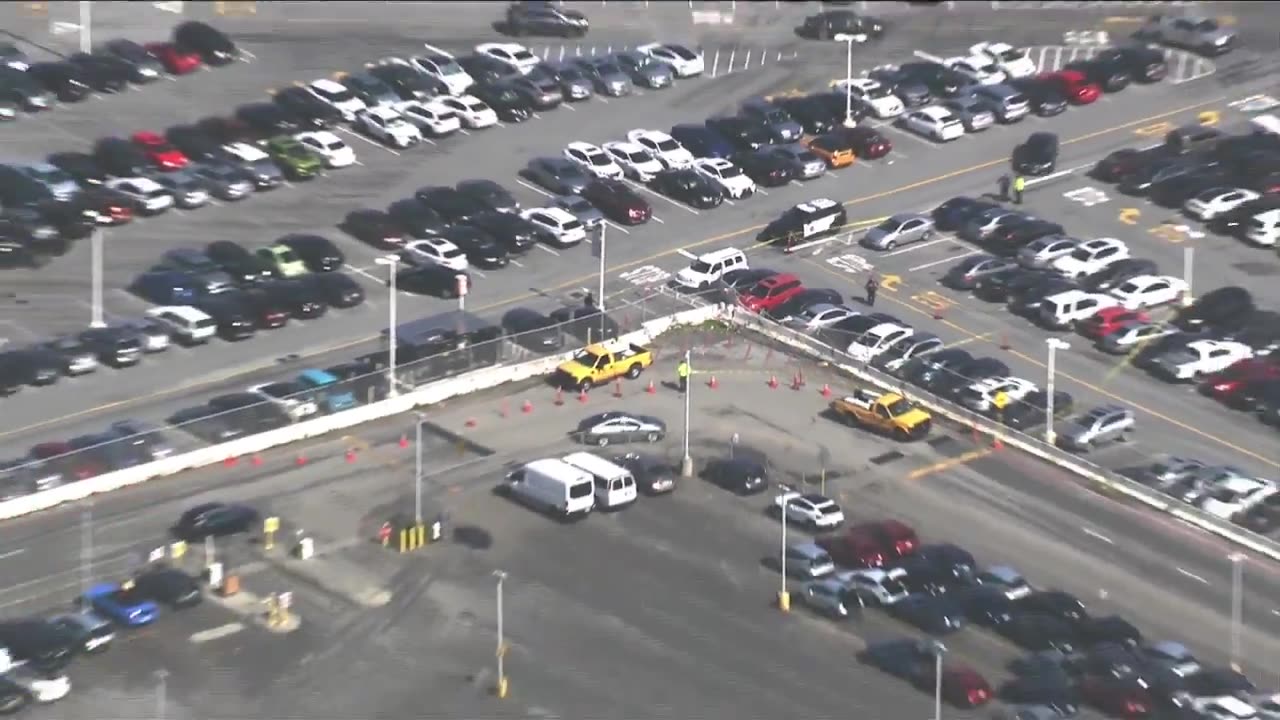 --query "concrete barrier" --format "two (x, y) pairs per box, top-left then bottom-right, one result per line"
(0, 304), (720, 521)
